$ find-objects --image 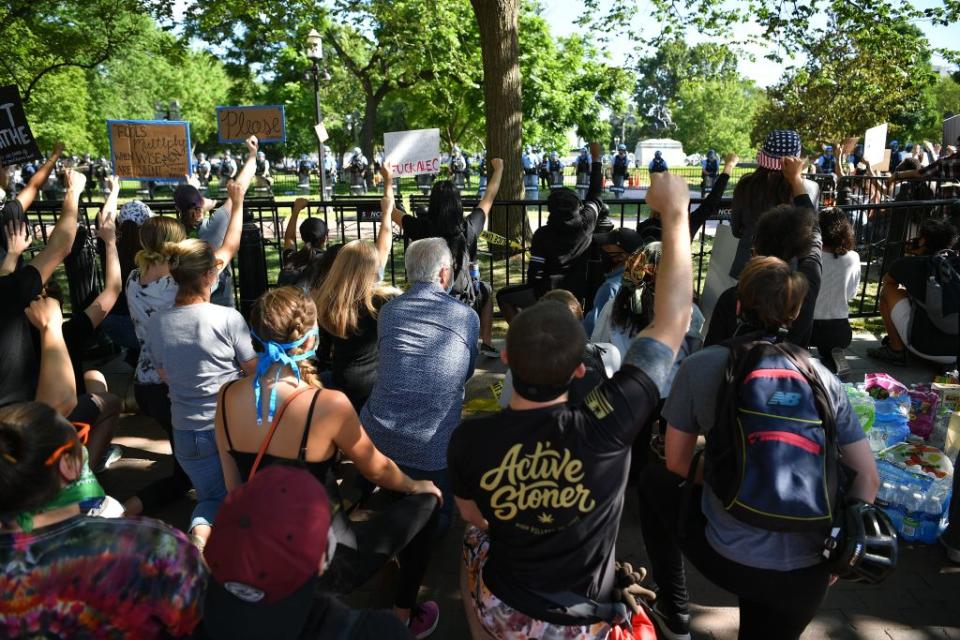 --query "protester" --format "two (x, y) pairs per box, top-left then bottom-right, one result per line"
(278, 197), (327, 288)
(0, 402), (205, 638)
(358, 237), (480, 629)
(314, 165), (395, 409)
(201, 465), (414, 639)
(144, 181), (254, 549)
(498, 289), (622, 408)
(391, 158), (504, 356)
(892, 147), (960, 199)
(637, 256), (880, 640)
(214, 285), (441, 636)
(450, 171), (694, 639)
(0, 161), (84, 417)
(120, 216), (191, 517)
(867, 218), (959, 366)
(811, 208), (861, 376)
(0, 142), (63, 256)
(496, 142), (603, 321)
(174, 135), (259, 307)
(705, 156), (822, 348)
(582, 227), (645, 335)
(729, 130), (819, 278)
